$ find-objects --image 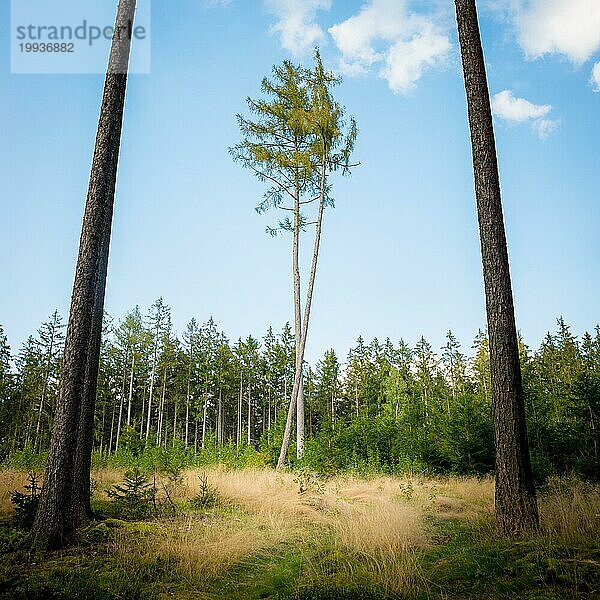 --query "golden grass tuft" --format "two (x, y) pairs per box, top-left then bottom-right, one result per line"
(539, 476), (600, 543)
(0, 470), (29, 515)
